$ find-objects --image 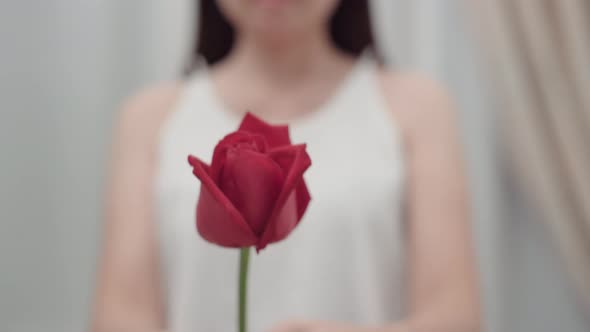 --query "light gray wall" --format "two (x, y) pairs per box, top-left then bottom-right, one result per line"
(1, 1), (588, 331)
(0, 1), (175, 331)
(2, 2), (112, 331)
